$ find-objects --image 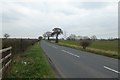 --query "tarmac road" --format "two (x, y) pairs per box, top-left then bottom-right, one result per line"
(40, 40), (119, 78)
